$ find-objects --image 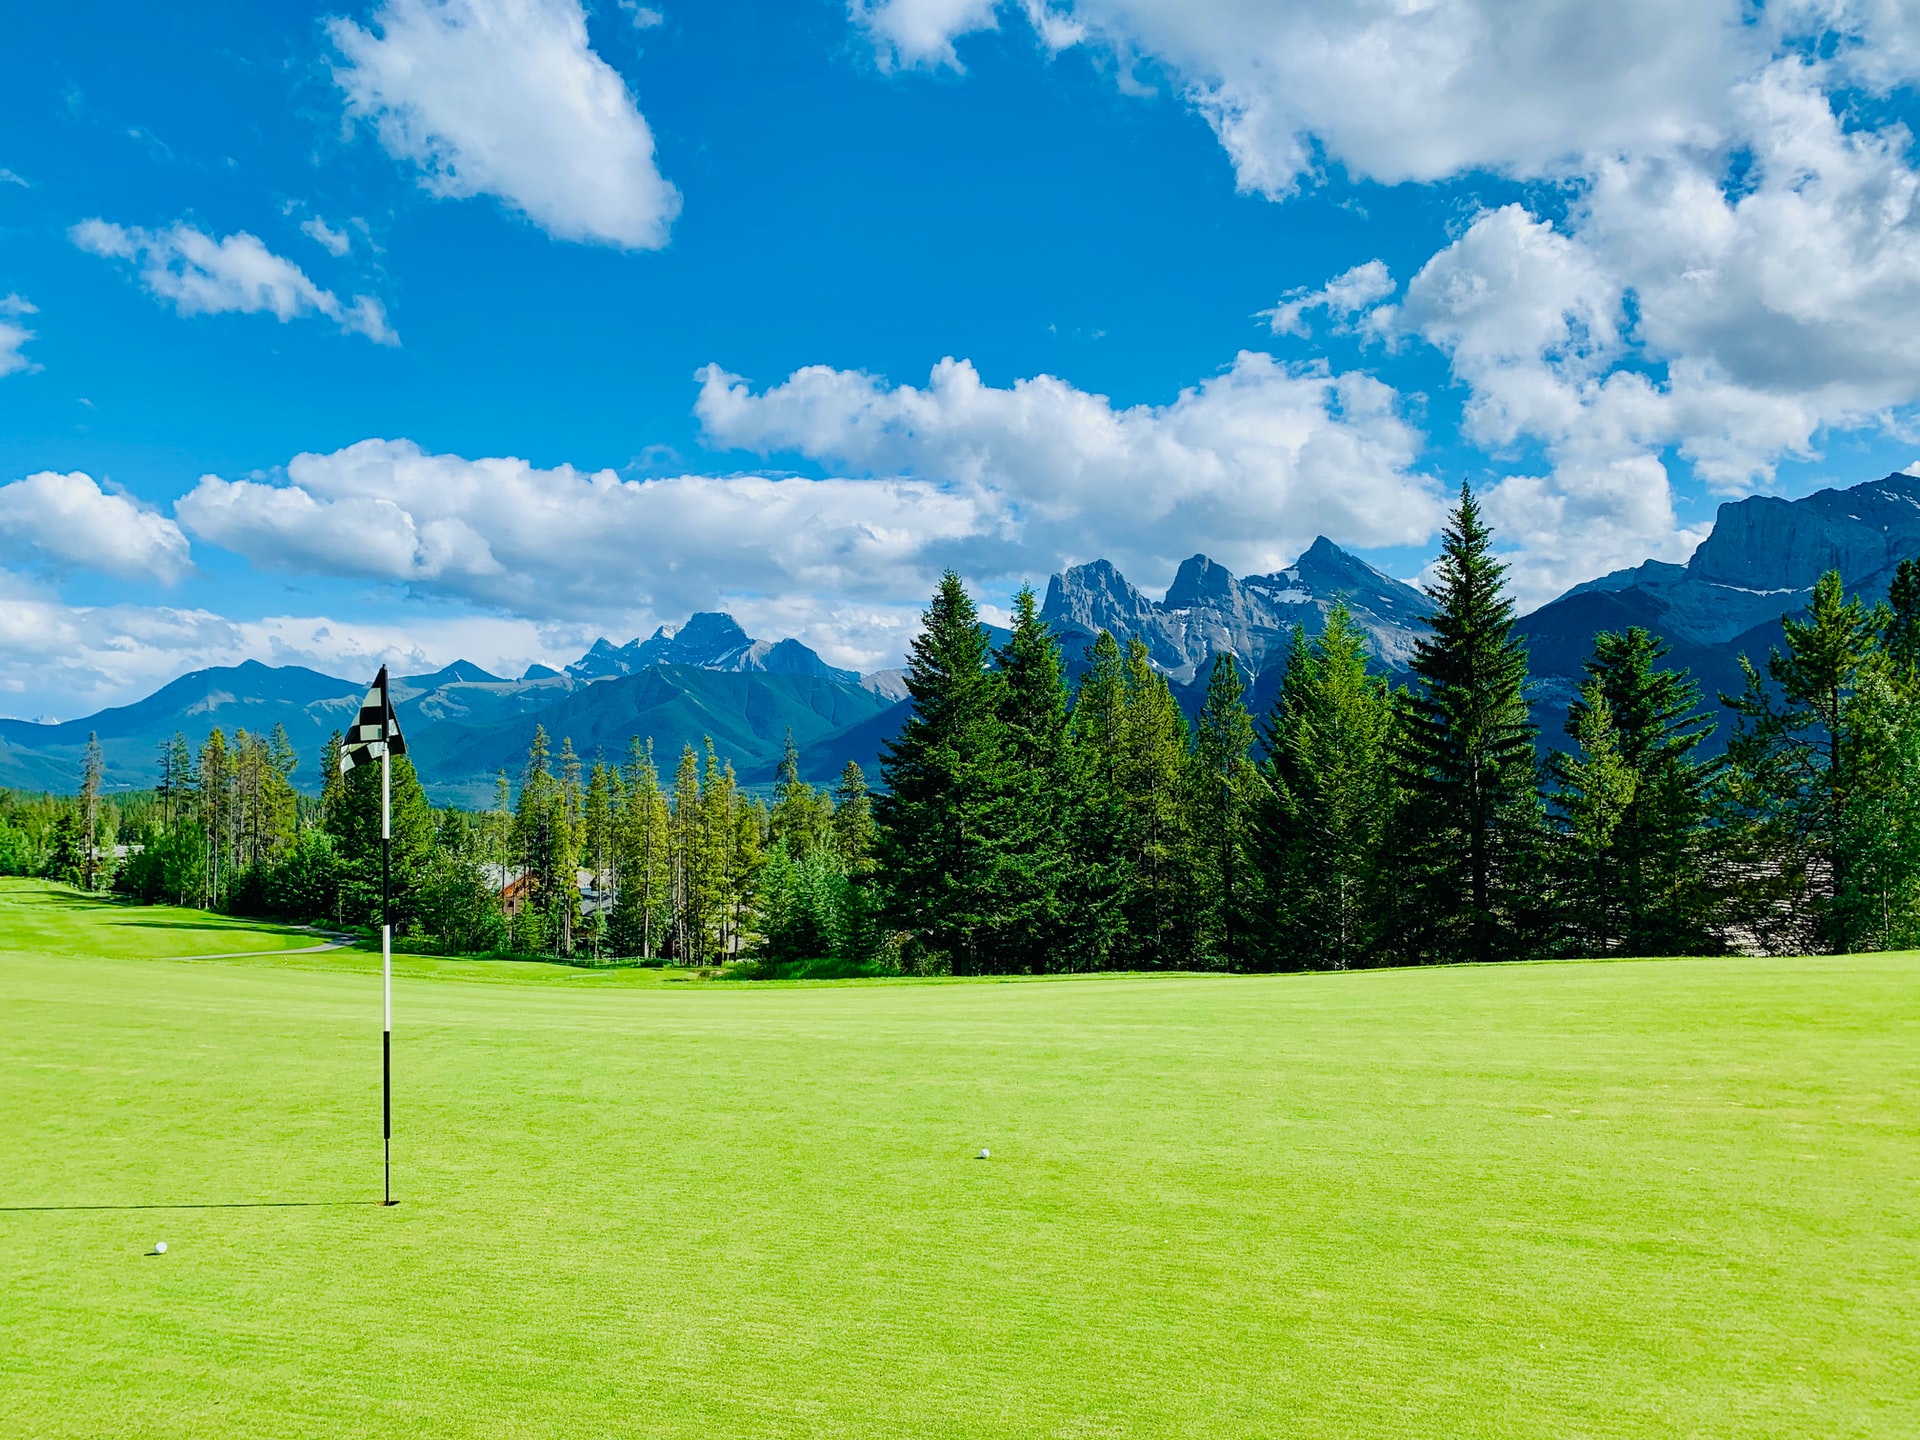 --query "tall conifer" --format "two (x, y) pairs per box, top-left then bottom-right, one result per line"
(876, 571), (1012, 974)
(993, 585), (1072, 972)
(1551, 628), (1720, 956)
(1392, 484), (1543, 963)
(1116, 637), (1190, 967)
(1184, 652), (1256, 969)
